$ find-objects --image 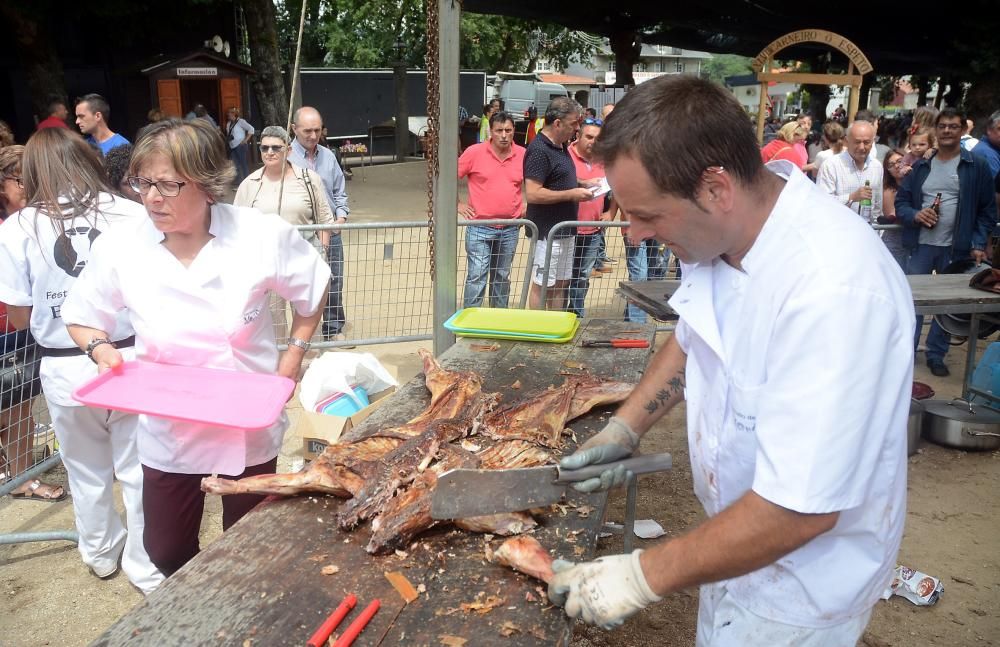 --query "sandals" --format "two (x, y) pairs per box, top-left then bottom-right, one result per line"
(10, 479), (67, 502)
